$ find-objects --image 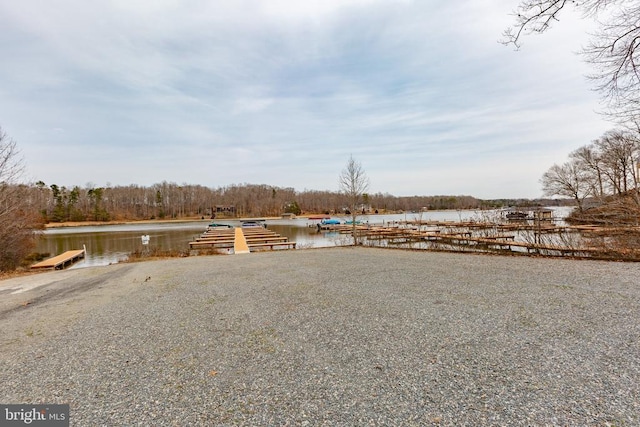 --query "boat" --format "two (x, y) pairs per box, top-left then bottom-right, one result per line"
(241, 221), (265, 228)
(206, 223), (233, 230)
(321, 218), (341, 225)
(505, 211), (530, 220)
